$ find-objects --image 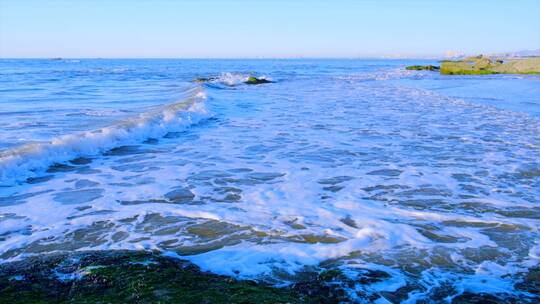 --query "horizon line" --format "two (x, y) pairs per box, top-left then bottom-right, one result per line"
(0, 56), (448, 60)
